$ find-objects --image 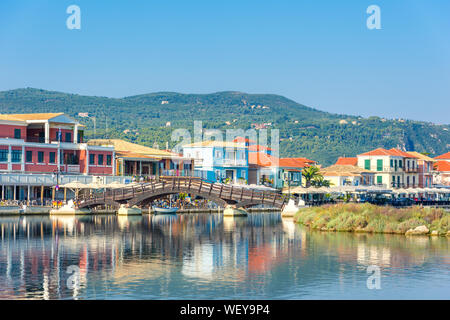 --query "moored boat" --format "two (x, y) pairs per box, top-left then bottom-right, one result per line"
(153, 206), (178, 215)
